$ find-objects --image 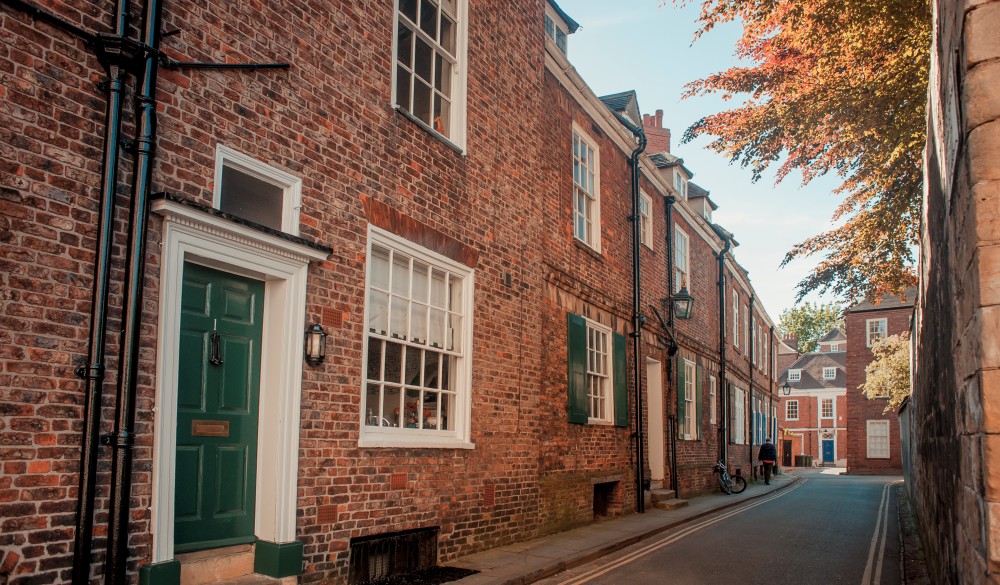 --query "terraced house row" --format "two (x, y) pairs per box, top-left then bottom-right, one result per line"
(0, 1), (781, 583)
